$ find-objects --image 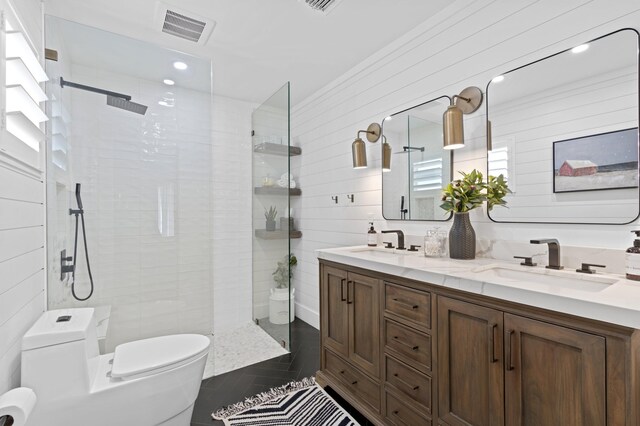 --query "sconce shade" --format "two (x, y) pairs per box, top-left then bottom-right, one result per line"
(443, 104), (464, 150)
(382, 141), (391, 172)
(352, 137), (367, 168)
